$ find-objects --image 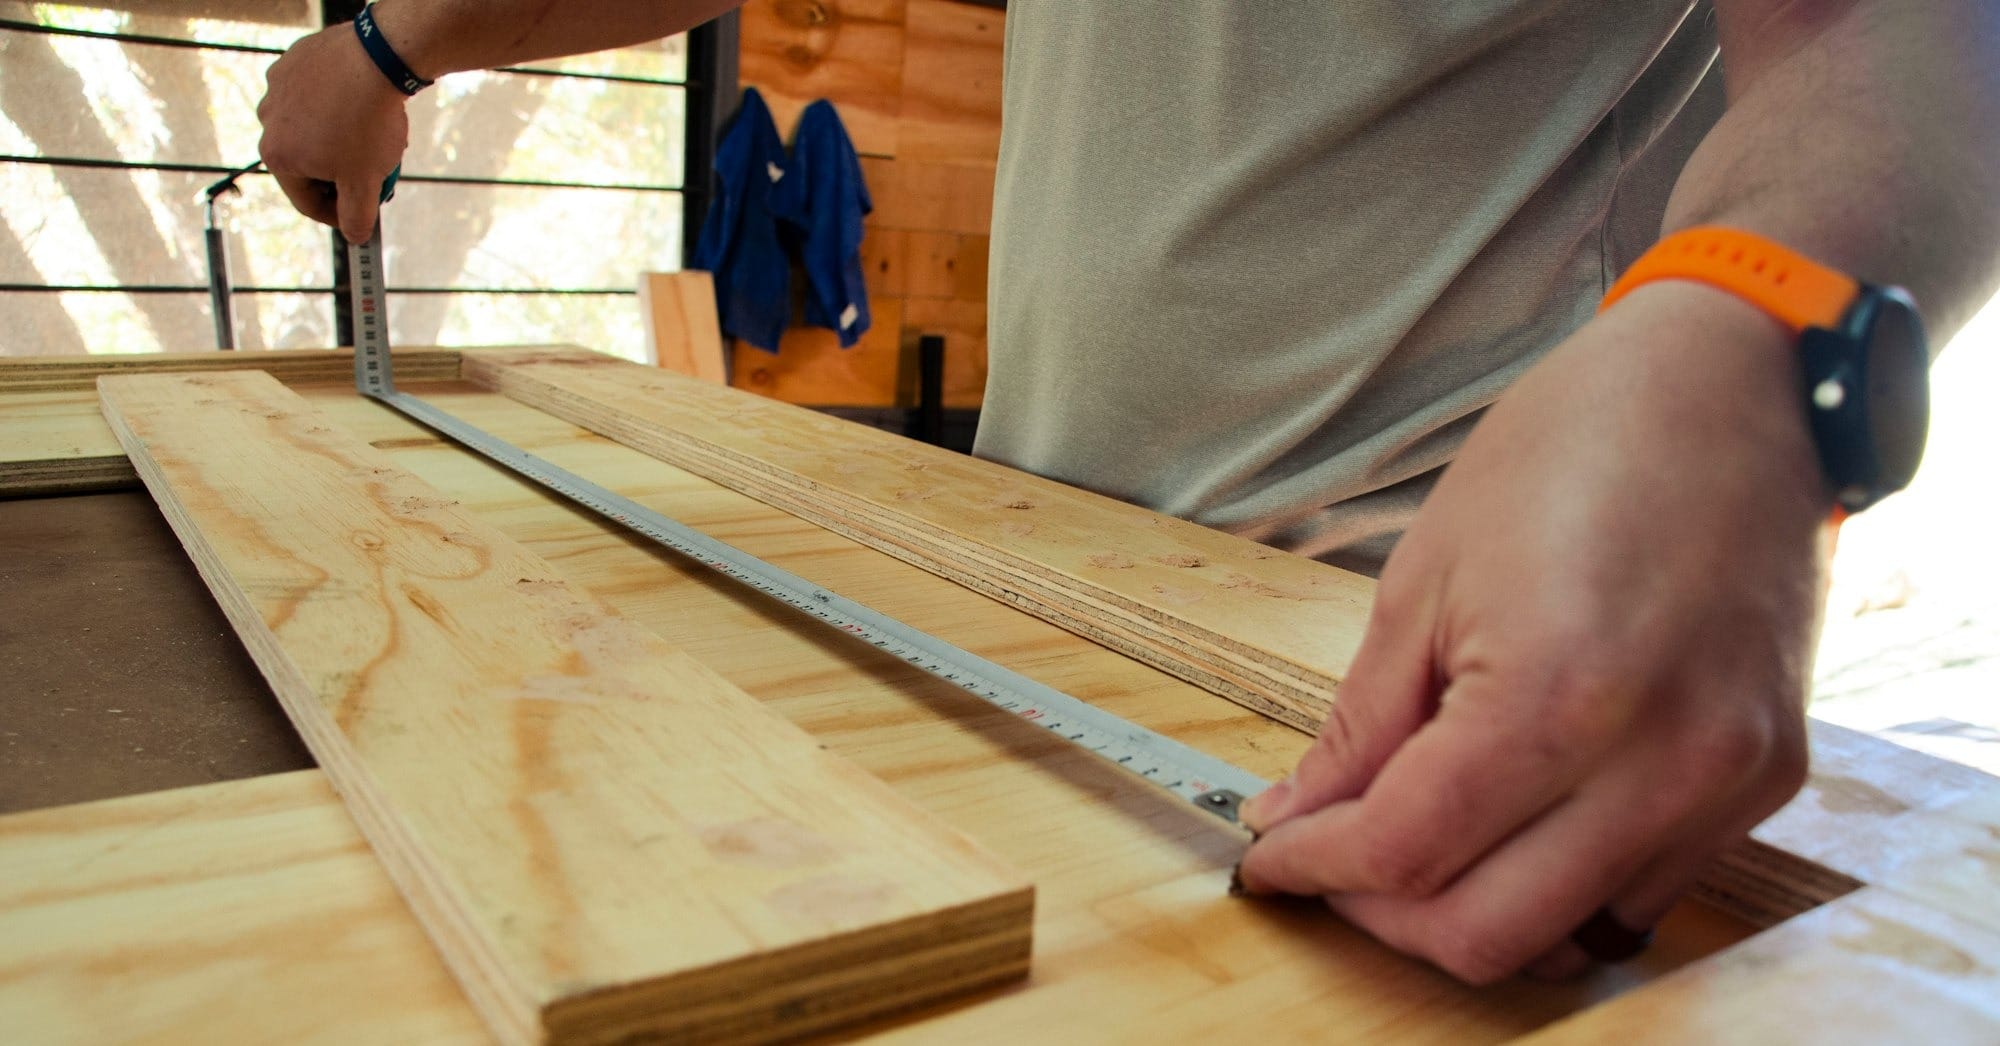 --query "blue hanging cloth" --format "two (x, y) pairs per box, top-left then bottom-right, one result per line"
(691, 88), (790, 353)
(772, 99), (872, 348)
